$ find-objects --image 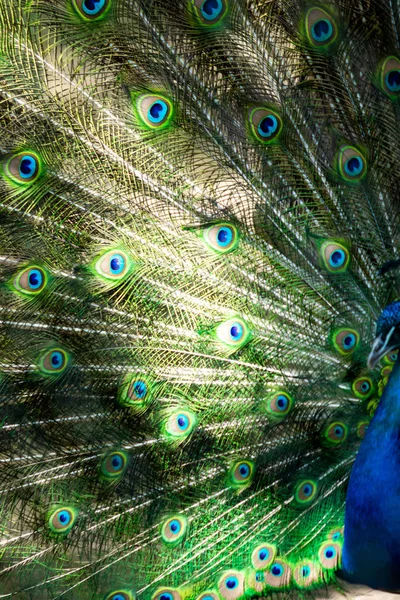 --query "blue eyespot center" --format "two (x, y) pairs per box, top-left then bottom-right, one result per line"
(225, 577), (238, 589)
(19, 156), (37, 179)
(110, 254), (125, 275)
(28, 269), (43, 290)
(343, 334), (356, 349)
(311, 19), (333, 42)
(258, 115), (278, 138)
(334, 426), (344, 437)
(216, 226), (233, 247)
(230, 323), (243, 340)
(302, 565), (311, 577)
(361, 382), (370, 392)
(148, 101), (168, 123)
(303, 484), (312, 496)
(112, 595), (125, 600)
(271, 563), (283, 576)
(345, 156), (363, 176)
(160, 595), (173, 600)
(51, 351), (63, 368)
(386, 70), (400, 92)
(177, 414), (189, 430)
(111, 455), (123, 470)
(169, 519), (181, 534)
(201, 0), (223, 20)
(329, 249), (345, 267)
(276, 395), (288, 410)
(58, 510), (71, 525)
(133, 380), (147, 399)
(332, 532), (341, 541)
(82, 0), (106, 15)
(324, 546), (336, 559)
(258, 548), (269, 561)
(239, 464), (250, 477)
(255, 572), (264, 582)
